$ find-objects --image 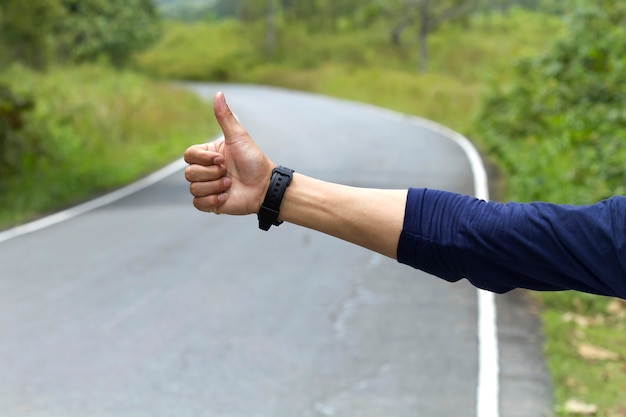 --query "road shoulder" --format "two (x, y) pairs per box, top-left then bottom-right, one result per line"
(497, 289), (553, 417)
